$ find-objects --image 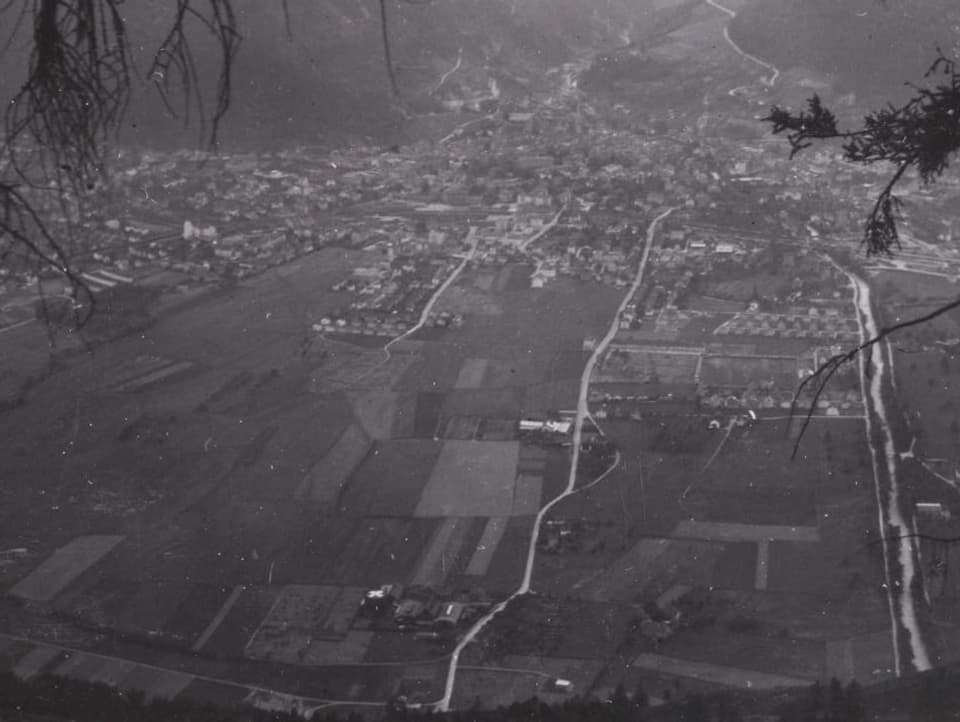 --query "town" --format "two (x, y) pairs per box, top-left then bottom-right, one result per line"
(3, 1), (960, 719)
